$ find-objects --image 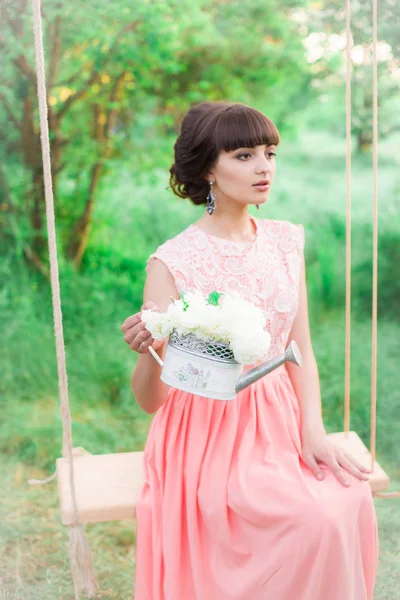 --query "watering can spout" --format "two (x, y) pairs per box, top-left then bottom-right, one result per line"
(235, 340), (303, 393)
